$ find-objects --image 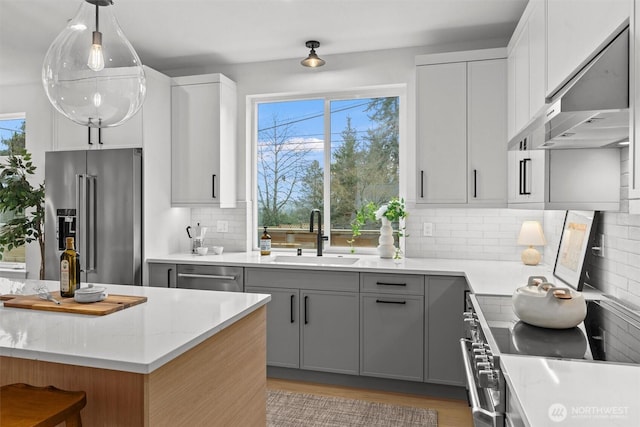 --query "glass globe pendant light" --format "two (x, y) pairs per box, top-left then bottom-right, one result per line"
(42, 0), (145, 128)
